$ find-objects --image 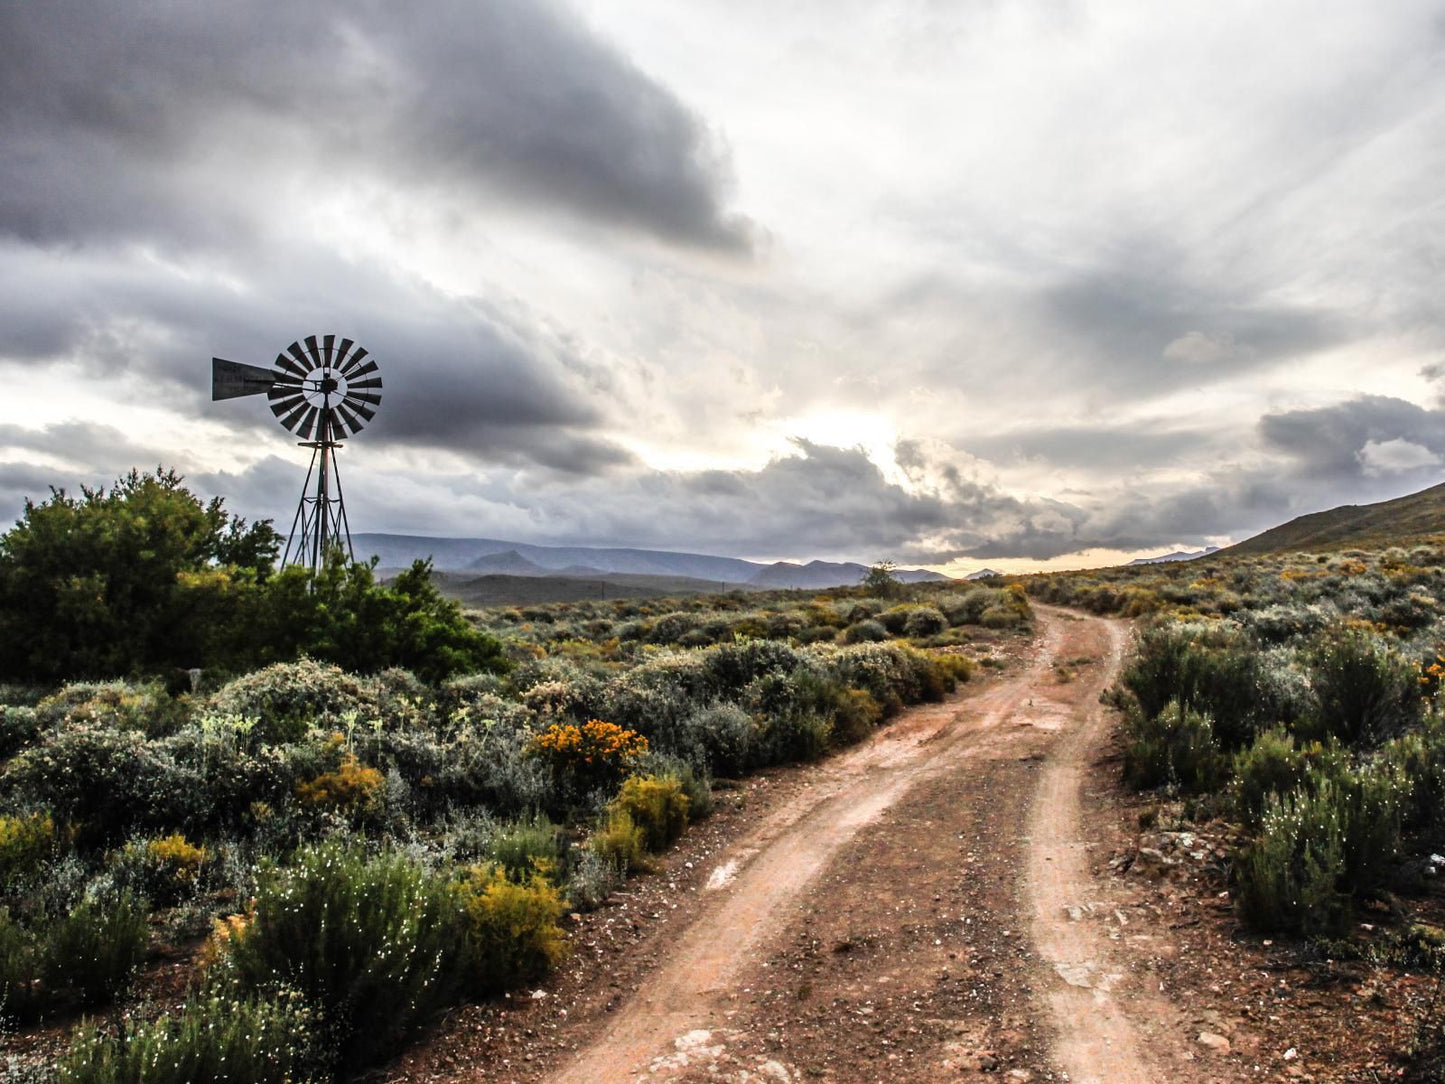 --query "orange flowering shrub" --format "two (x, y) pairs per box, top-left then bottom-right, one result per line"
(296, 754), (385, 812)
(530, 719), (648, 793)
